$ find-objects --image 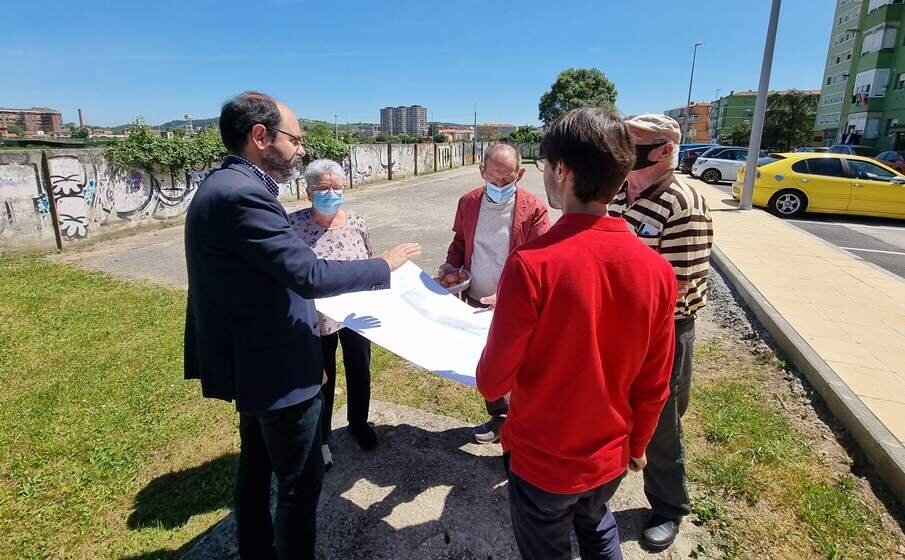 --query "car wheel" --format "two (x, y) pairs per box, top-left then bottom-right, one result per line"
(701, 168), (722, 184)
(768, 189), (807, 218)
